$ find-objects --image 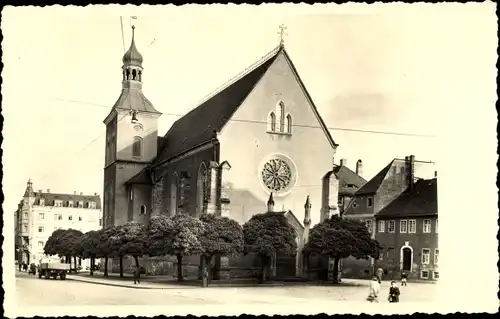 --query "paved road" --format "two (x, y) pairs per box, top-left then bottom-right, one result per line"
(14, 271), (437, 316)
